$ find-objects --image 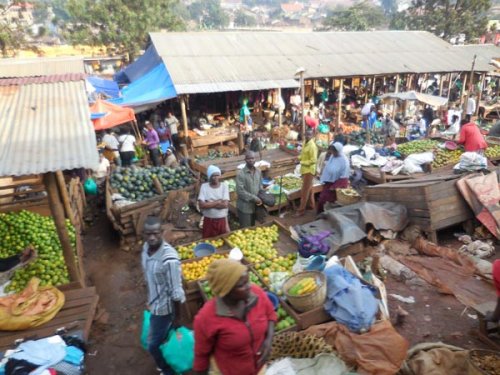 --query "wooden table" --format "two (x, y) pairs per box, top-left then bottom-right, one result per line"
(191, 147), (298, 180)
(0, 285), (99, 352)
